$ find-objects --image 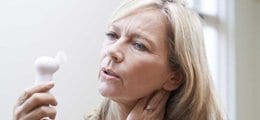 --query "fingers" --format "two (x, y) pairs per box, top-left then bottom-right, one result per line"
(127, 90), (170, 120)
(132, 89), (170, 113)
(146, 89), (170, 110)
(144, 89), (170, 118)
(132, 95), (150, 113)
(13, 82), (57, 120)
(19, 92), (57, 114)
(16, 82), (55, 107)
(127, 96), (149, 120)
(22, 106), (57, 120)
